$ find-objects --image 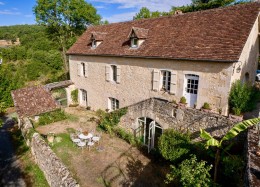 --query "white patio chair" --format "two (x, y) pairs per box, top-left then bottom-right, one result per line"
(76, 128), (82, 135)
(70, 133), (80, 146)
(87, 141), (95, 151)
(77, 140), (86, 150)
(92, 132), (102, 145)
